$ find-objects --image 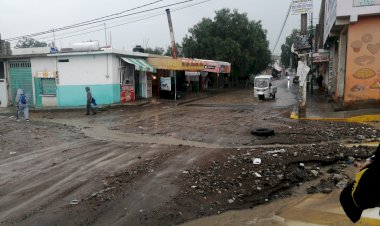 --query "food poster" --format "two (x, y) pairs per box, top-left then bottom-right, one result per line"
(121, 85), (135, 102)
(346, 16), (380, 103)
